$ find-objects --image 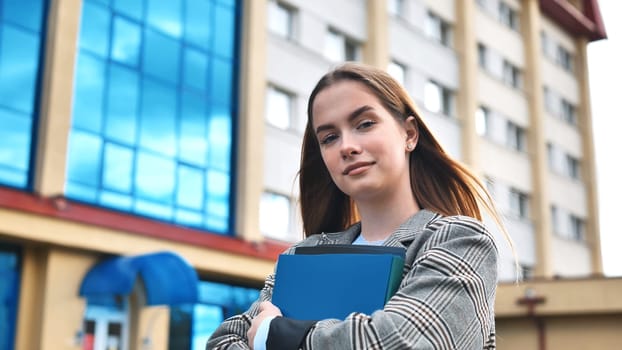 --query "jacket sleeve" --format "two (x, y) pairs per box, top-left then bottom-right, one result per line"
(270, 216), (499, 350)
(205, 272), (276, 350)
(206, 243), (305, 350)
